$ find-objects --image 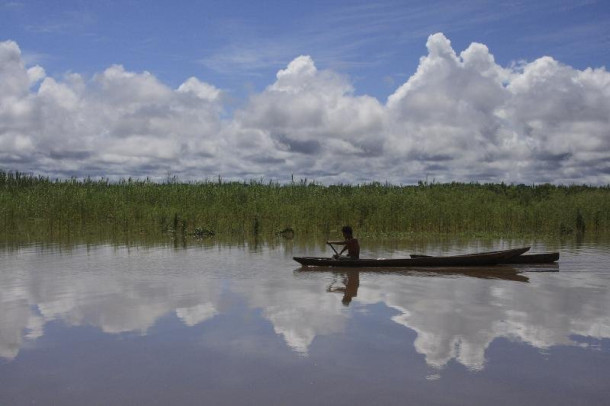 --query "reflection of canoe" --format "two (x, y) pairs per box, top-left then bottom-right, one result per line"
(410, 252), (559, 264)
(295, 266), (530, 282)
(293, 247), (530, 268)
